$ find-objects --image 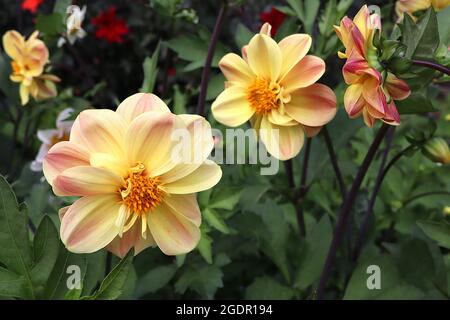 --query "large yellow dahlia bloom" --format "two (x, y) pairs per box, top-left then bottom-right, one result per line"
(2, 30), (59, 105)
(335, 5), (411, 127)
(43, 93), (222, 258)
(211, 23), (337, 160)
